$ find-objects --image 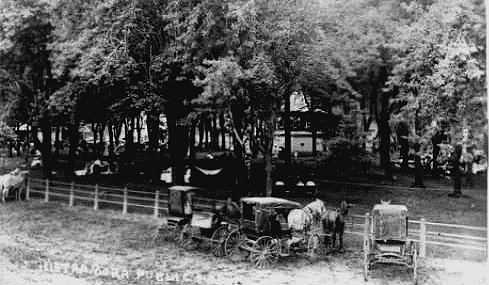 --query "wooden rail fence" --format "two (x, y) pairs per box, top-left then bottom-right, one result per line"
(24, 178), (487, 259)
